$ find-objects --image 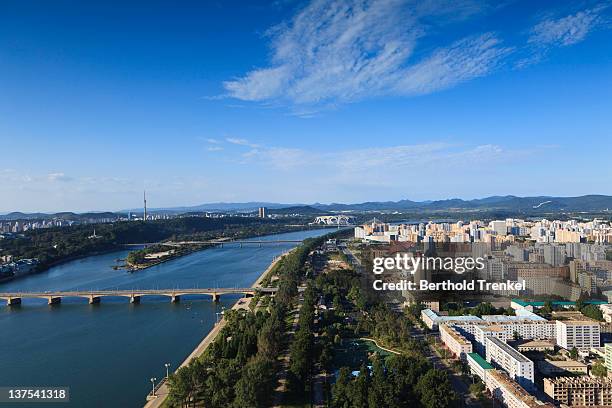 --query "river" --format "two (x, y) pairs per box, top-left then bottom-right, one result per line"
(0, 229), (331, 408)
